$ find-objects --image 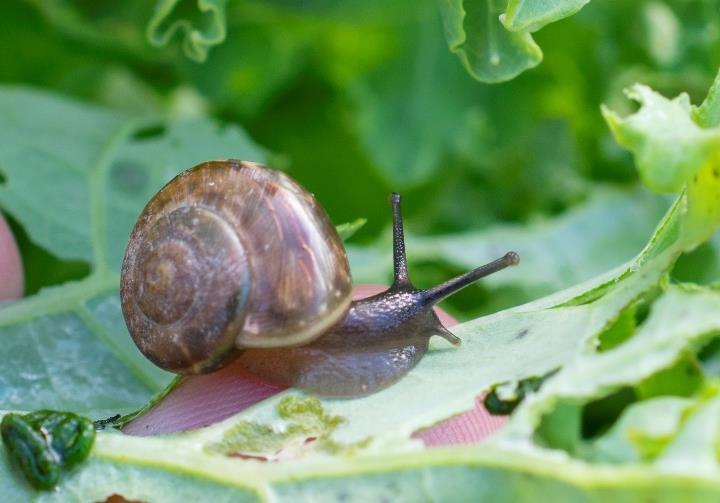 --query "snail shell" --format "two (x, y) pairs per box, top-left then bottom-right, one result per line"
(120, 160), (352, 374)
